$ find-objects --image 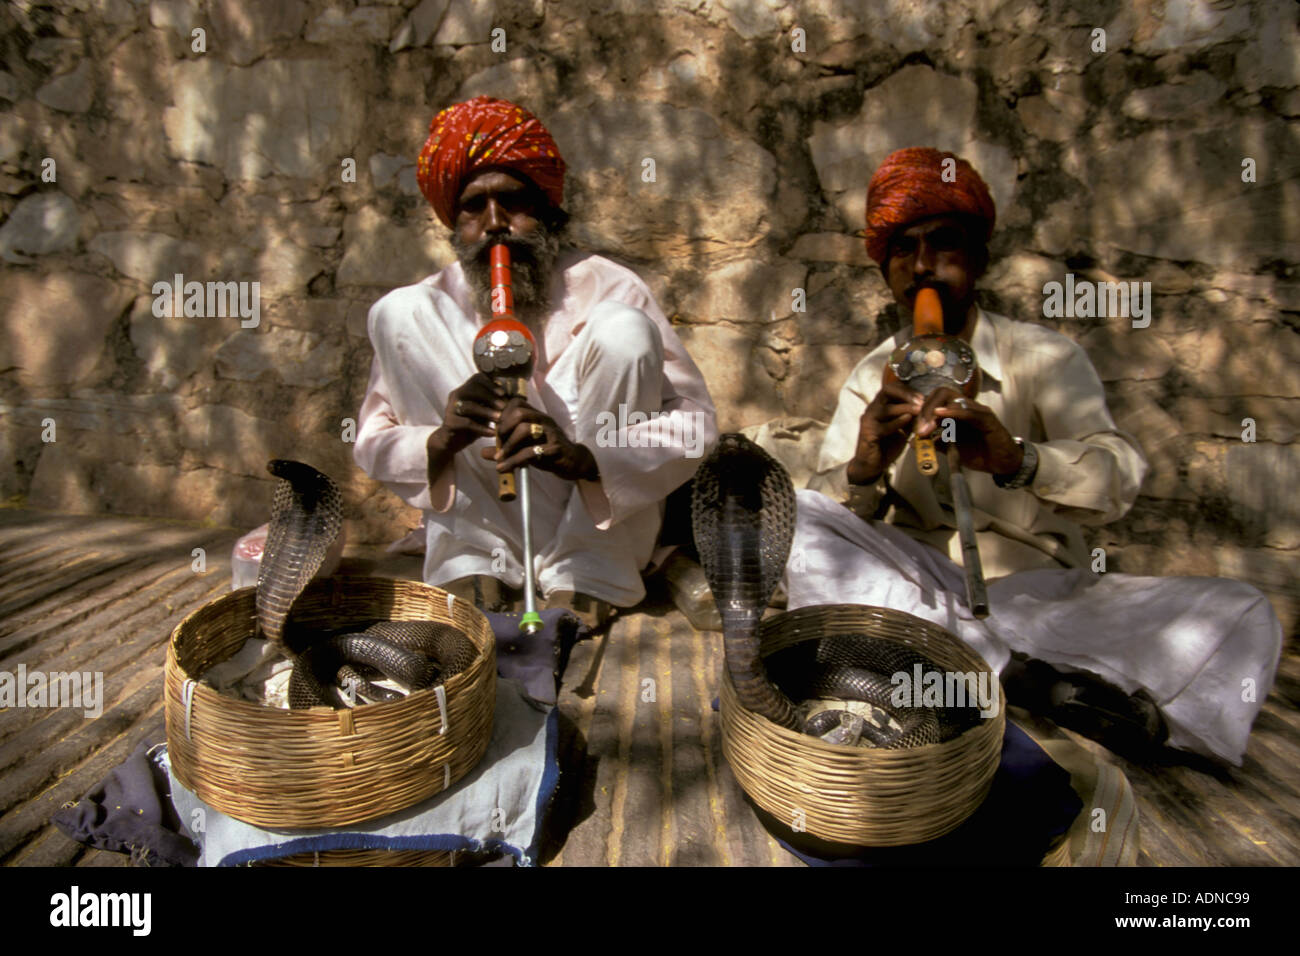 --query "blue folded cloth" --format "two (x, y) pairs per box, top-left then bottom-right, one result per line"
(486, 607), (583, 706)
(52, 736), (198, 867)
(167, 678), (559, 866)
